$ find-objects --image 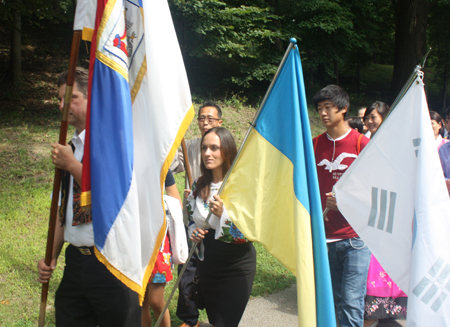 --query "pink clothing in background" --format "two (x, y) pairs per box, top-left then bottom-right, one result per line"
(436, 135), (449, 150)
(366, 255), (407, 298)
